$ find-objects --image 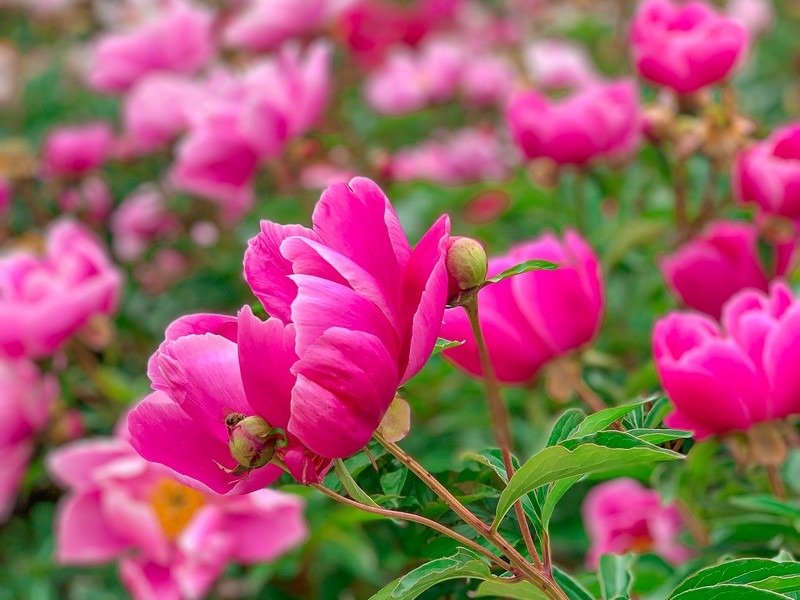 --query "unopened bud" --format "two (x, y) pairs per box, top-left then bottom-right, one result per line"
(227, 415), (286, 470)
(446, 237), (488, 301)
